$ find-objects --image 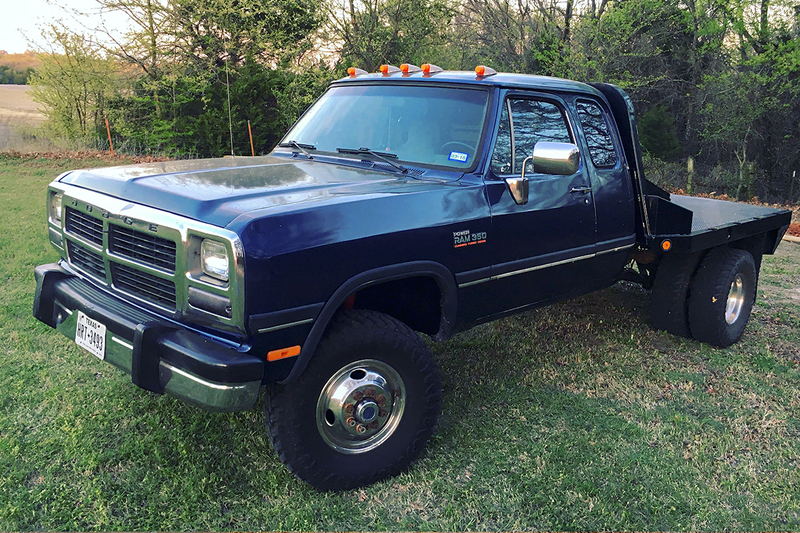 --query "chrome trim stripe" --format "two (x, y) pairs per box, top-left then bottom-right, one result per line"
(257, 317), (315, 334)
(111, 336), (134, 350)
(458, 244), (631, 289)
(163, 363), (235, 391)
